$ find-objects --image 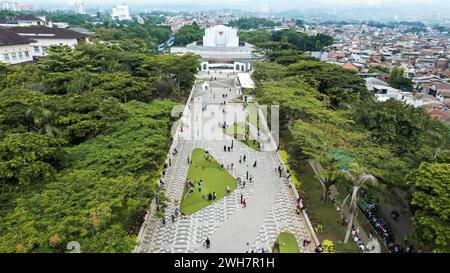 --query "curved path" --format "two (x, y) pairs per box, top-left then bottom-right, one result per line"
(135, 71), (314, 253)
